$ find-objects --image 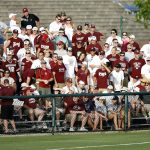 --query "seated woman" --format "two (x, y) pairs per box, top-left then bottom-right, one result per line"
(107, 96), (122, 130)
(93, 96), (108, 131)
